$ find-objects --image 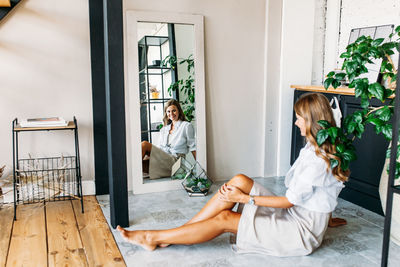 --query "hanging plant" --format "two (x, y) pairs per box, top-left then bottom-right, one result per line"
(318, 25), (400, 178)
